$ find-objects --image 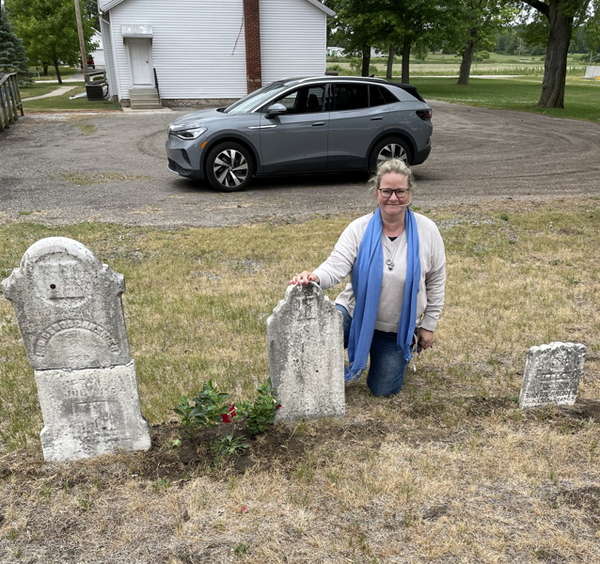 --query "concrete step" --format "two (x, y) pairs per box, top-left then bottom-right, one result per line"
(129, 87), (158, 96)
(130, 102), (162, 109)
(130, 95), (160, 102)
